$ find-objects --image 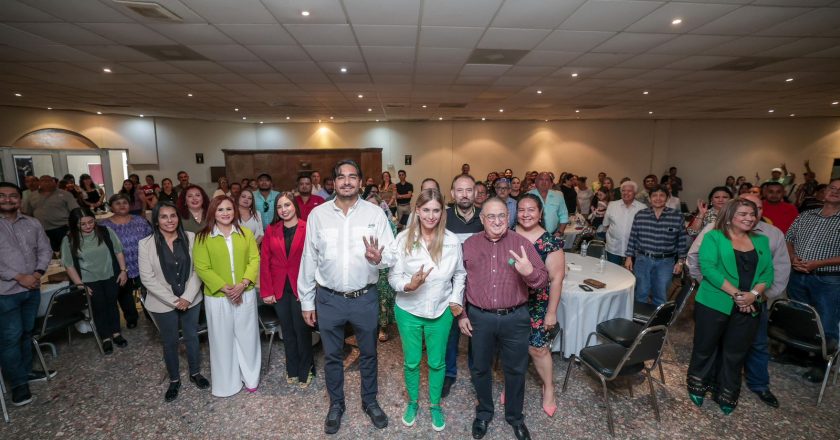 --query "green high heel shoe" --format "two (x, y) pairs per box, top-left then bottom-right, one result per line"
(689, 393), (705, 407)
(719, 404), (734, 415)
